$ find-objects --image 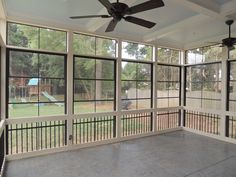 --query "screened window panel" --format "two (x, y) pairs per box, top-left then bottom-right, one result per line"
(95, 37), (116, 58)
(230, 62), (236, 79)
(186, 49), (203, 64)
(230, 46), (236, 59)
(74, 57), (95, 79)
(121, 62), (137, 80)
(157, 82), (169, 98)
(73, 102), (95, 114)
(8, 103), (38, 118)
(7, 23), (38, 49)
(73, 57), (115, 113)
(185, 98), (201, 108)
(229, 61), (236, 111)
(95, 80), (115, 100)
(73, 34), (95, 55)
(137, 82), (151, 99)
(39, 54), (65, 78)
(39, 28), (67, 52)
(7, 49), (66, 118)
(137, 63), (152, 81)
(186, 45), (222, 64)
(202, 82), (221, 100)
(168, 98), (180, 107)
(73, 33), (117, 57)
(202, 99), (221, 110)
(9, 51), (38, 77)
(39, 103), (65, 116)
(157, 64), (180, 108)
(95, 60), (115, 80)
(185, 63), (221, 109)
(202, 45), (222, 62)
(121, 81), (137, 99)
(9, 78), (37, 103)
(157, 65), (180, 82)
(186, 83), (202, 98)
(38, 79), (65, 102)
(157, 98), (169, 108)
(121, 61), (152, 110)
(95, 101), (114, 112)
(7, 22), (67, 52)
(137, 99), (151, 109)
(74, 80), (95, 101)
(122, 41), (152, 61)
(229, 101), (236, 112)
(157, 48), (180, 64)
